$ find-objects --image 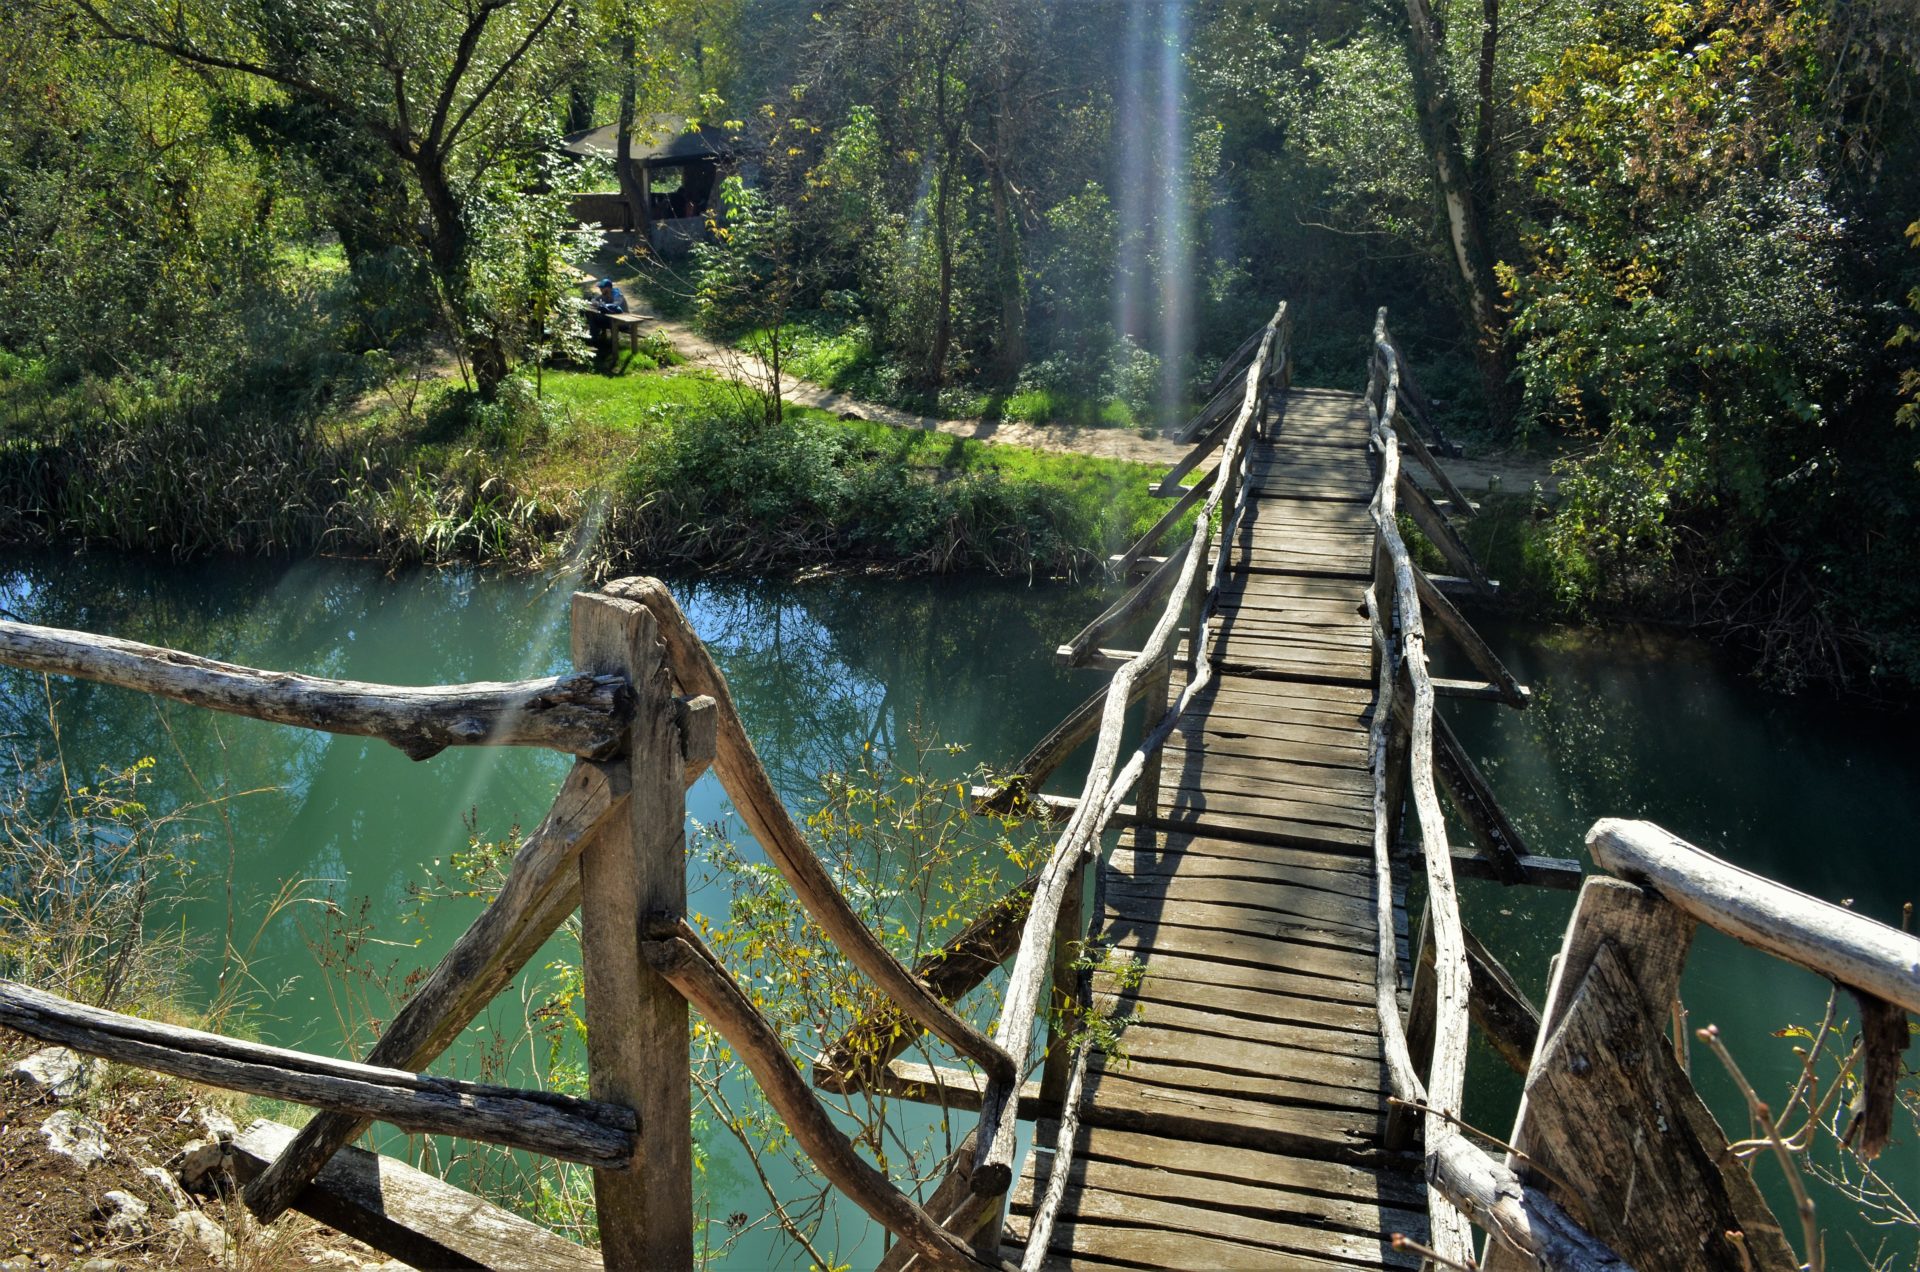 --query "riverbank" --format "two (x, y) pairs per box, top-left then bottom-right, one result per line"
(0, 351), (1176, 582)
